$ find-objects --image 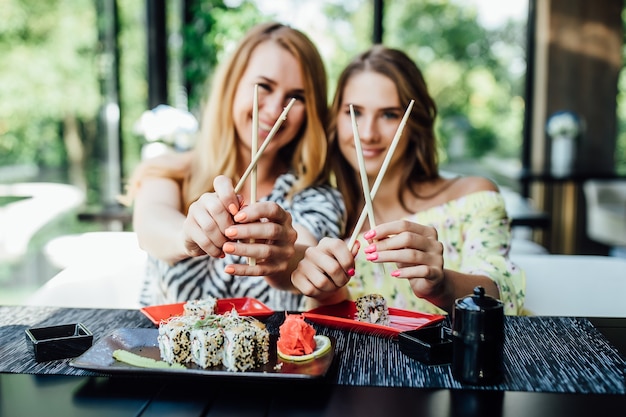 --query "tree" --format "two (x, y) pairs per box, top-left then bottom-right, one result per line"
(0, 0), (99, 185)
